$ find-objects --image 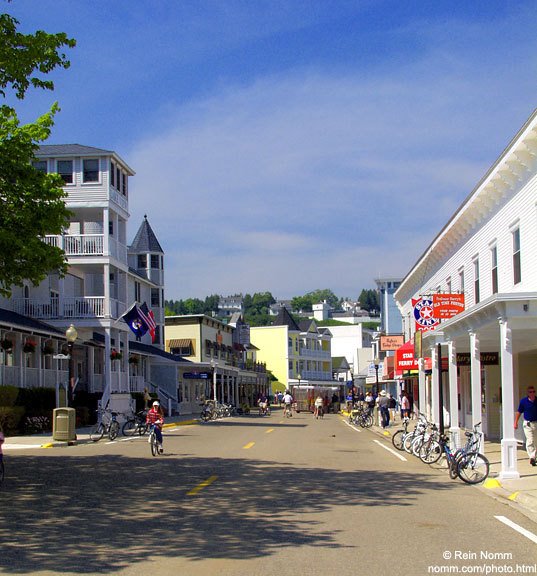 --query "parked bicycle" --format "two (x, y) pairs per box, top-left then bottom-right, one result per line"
(349, 404), (372, 427)
(90, 408), (121, 442)
(122, 410), (148, 436)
